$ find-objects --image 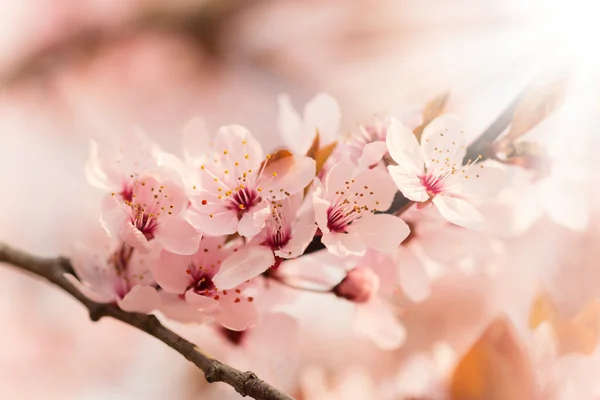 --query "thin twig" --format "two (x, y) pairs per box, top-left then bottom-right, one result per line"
(0, 243), (294, 400)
